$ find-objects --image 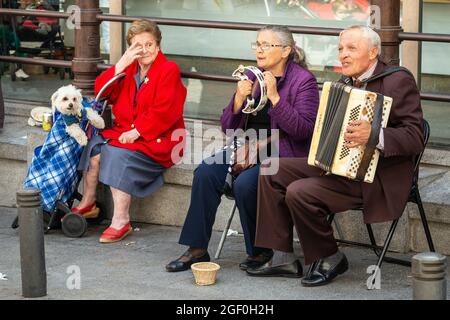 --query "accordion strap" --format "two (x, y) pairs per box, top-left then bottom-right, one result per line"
(364, 66), (414, 84)
(356, 93), (384, 181)
(341, 66), (414, 86)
